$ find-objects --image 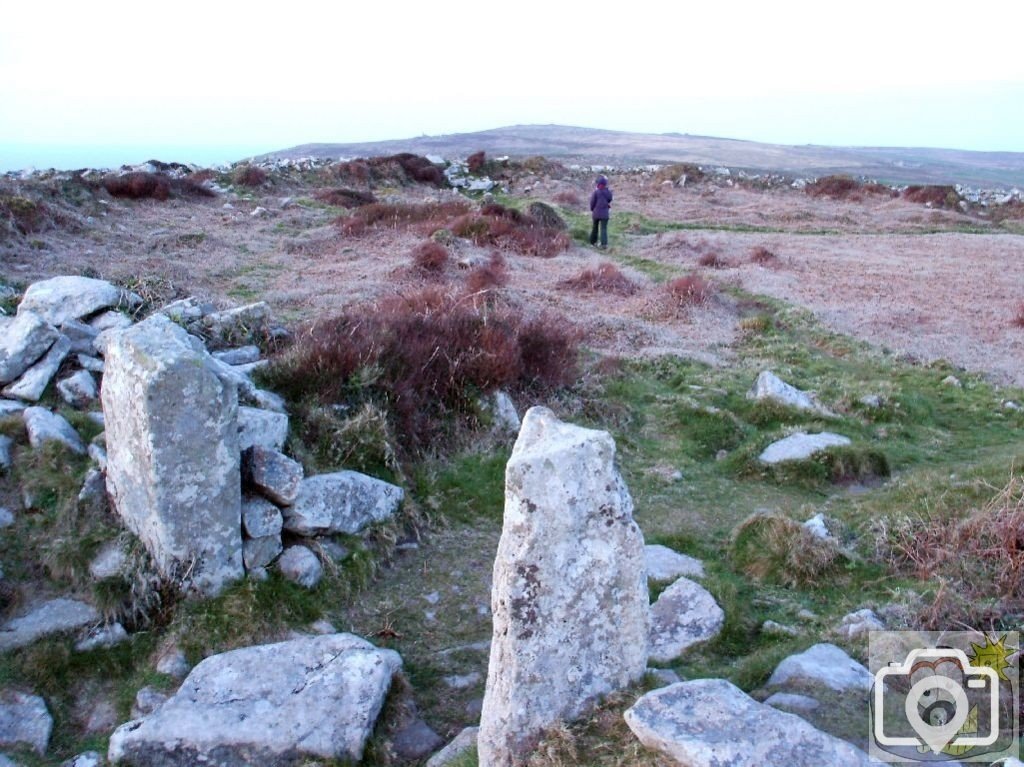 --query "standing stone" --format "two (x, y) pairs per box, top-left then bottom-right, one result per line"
(0, 311), (59, 384)
(477, 407), (648, 767)
(18, 276), (139, 327)
(107, 634), (401, 765)
(101, 314), (243, 596)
